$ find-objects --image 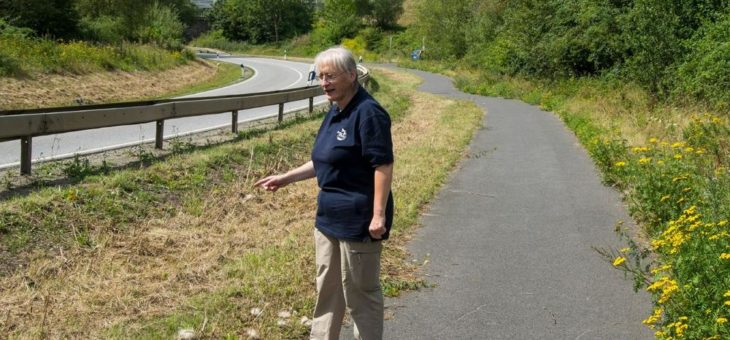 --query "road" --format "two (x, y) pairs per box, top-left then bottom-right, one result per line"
(0, 57), (325, 169)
